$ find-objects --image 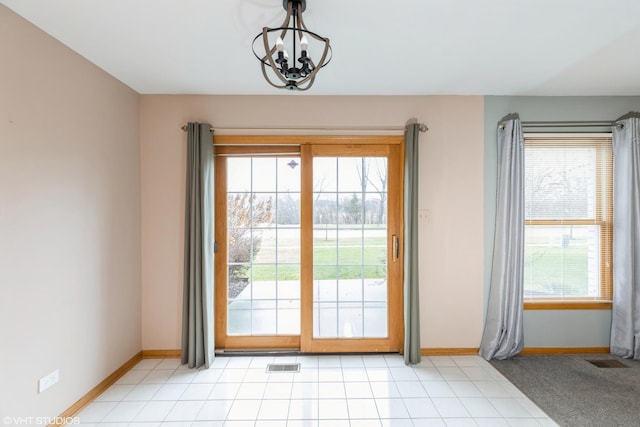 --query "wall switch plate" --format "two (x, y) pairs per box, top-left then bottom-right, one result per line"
(38, 369), (59, 393)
